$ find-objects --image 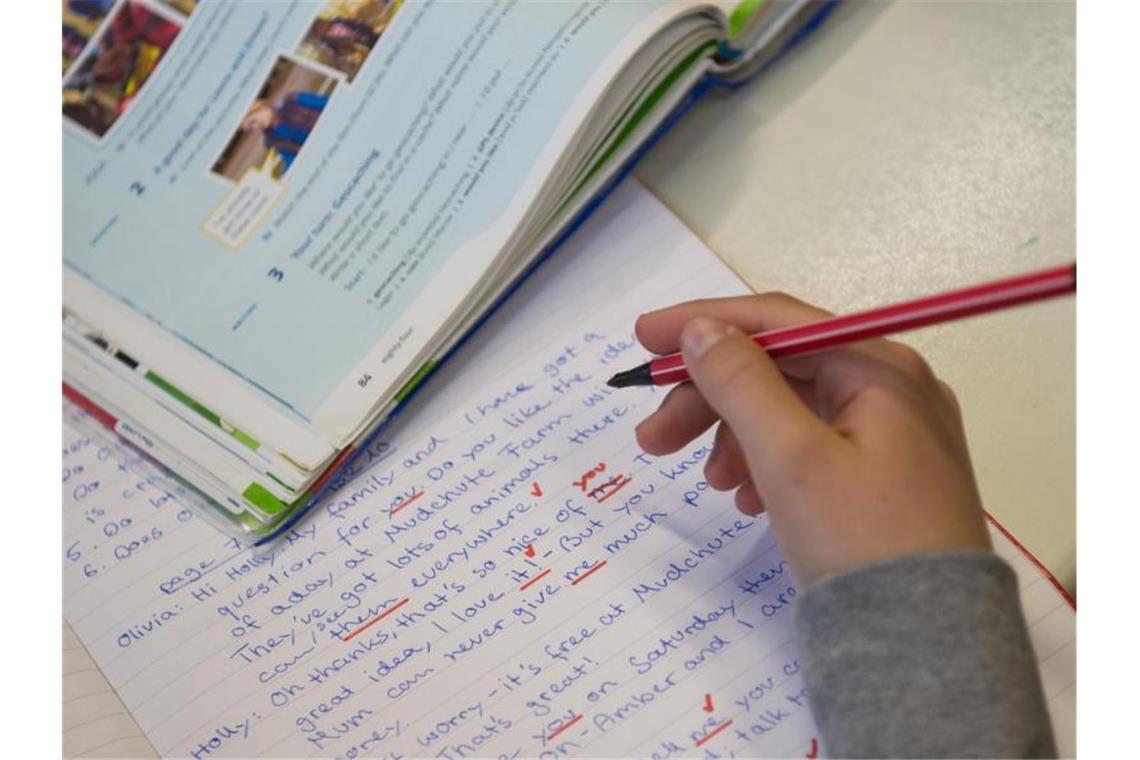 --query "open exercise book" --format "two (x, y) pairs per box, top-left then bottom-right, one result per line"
(63, 183), (1075, 758)
(63, 0), (836, 543)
